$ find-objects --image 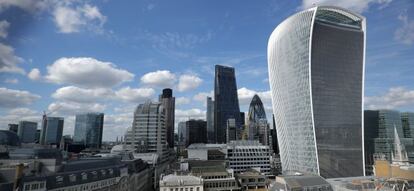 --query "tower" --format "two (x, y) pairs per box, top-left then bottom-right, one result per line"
(268, 6), (366, 178)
